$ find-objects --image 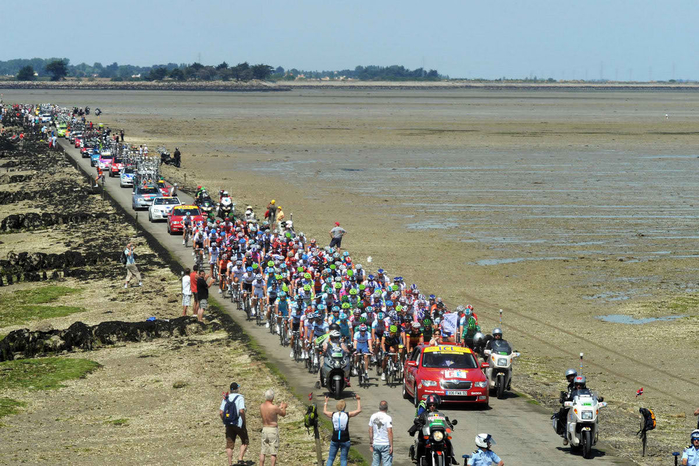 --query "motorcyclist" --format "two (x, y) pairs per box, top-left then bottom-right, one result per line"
(555, 369), (577, 436)
(560, 375), (602, 445)
(468, 434), (504, 466)
(408, 394), (458, 465)
(682, 429), (699, 465)
(484, 328), (504, 352)
(320, 327), (350, 388)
